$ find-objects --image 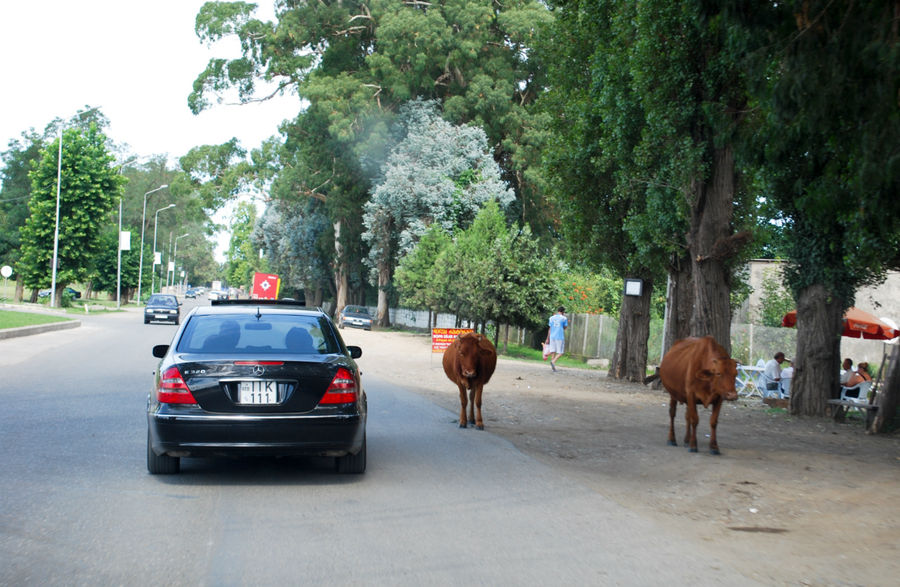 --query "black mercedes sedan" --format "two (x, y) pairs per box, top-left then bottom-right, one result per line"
(147, 300), (366, 474)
